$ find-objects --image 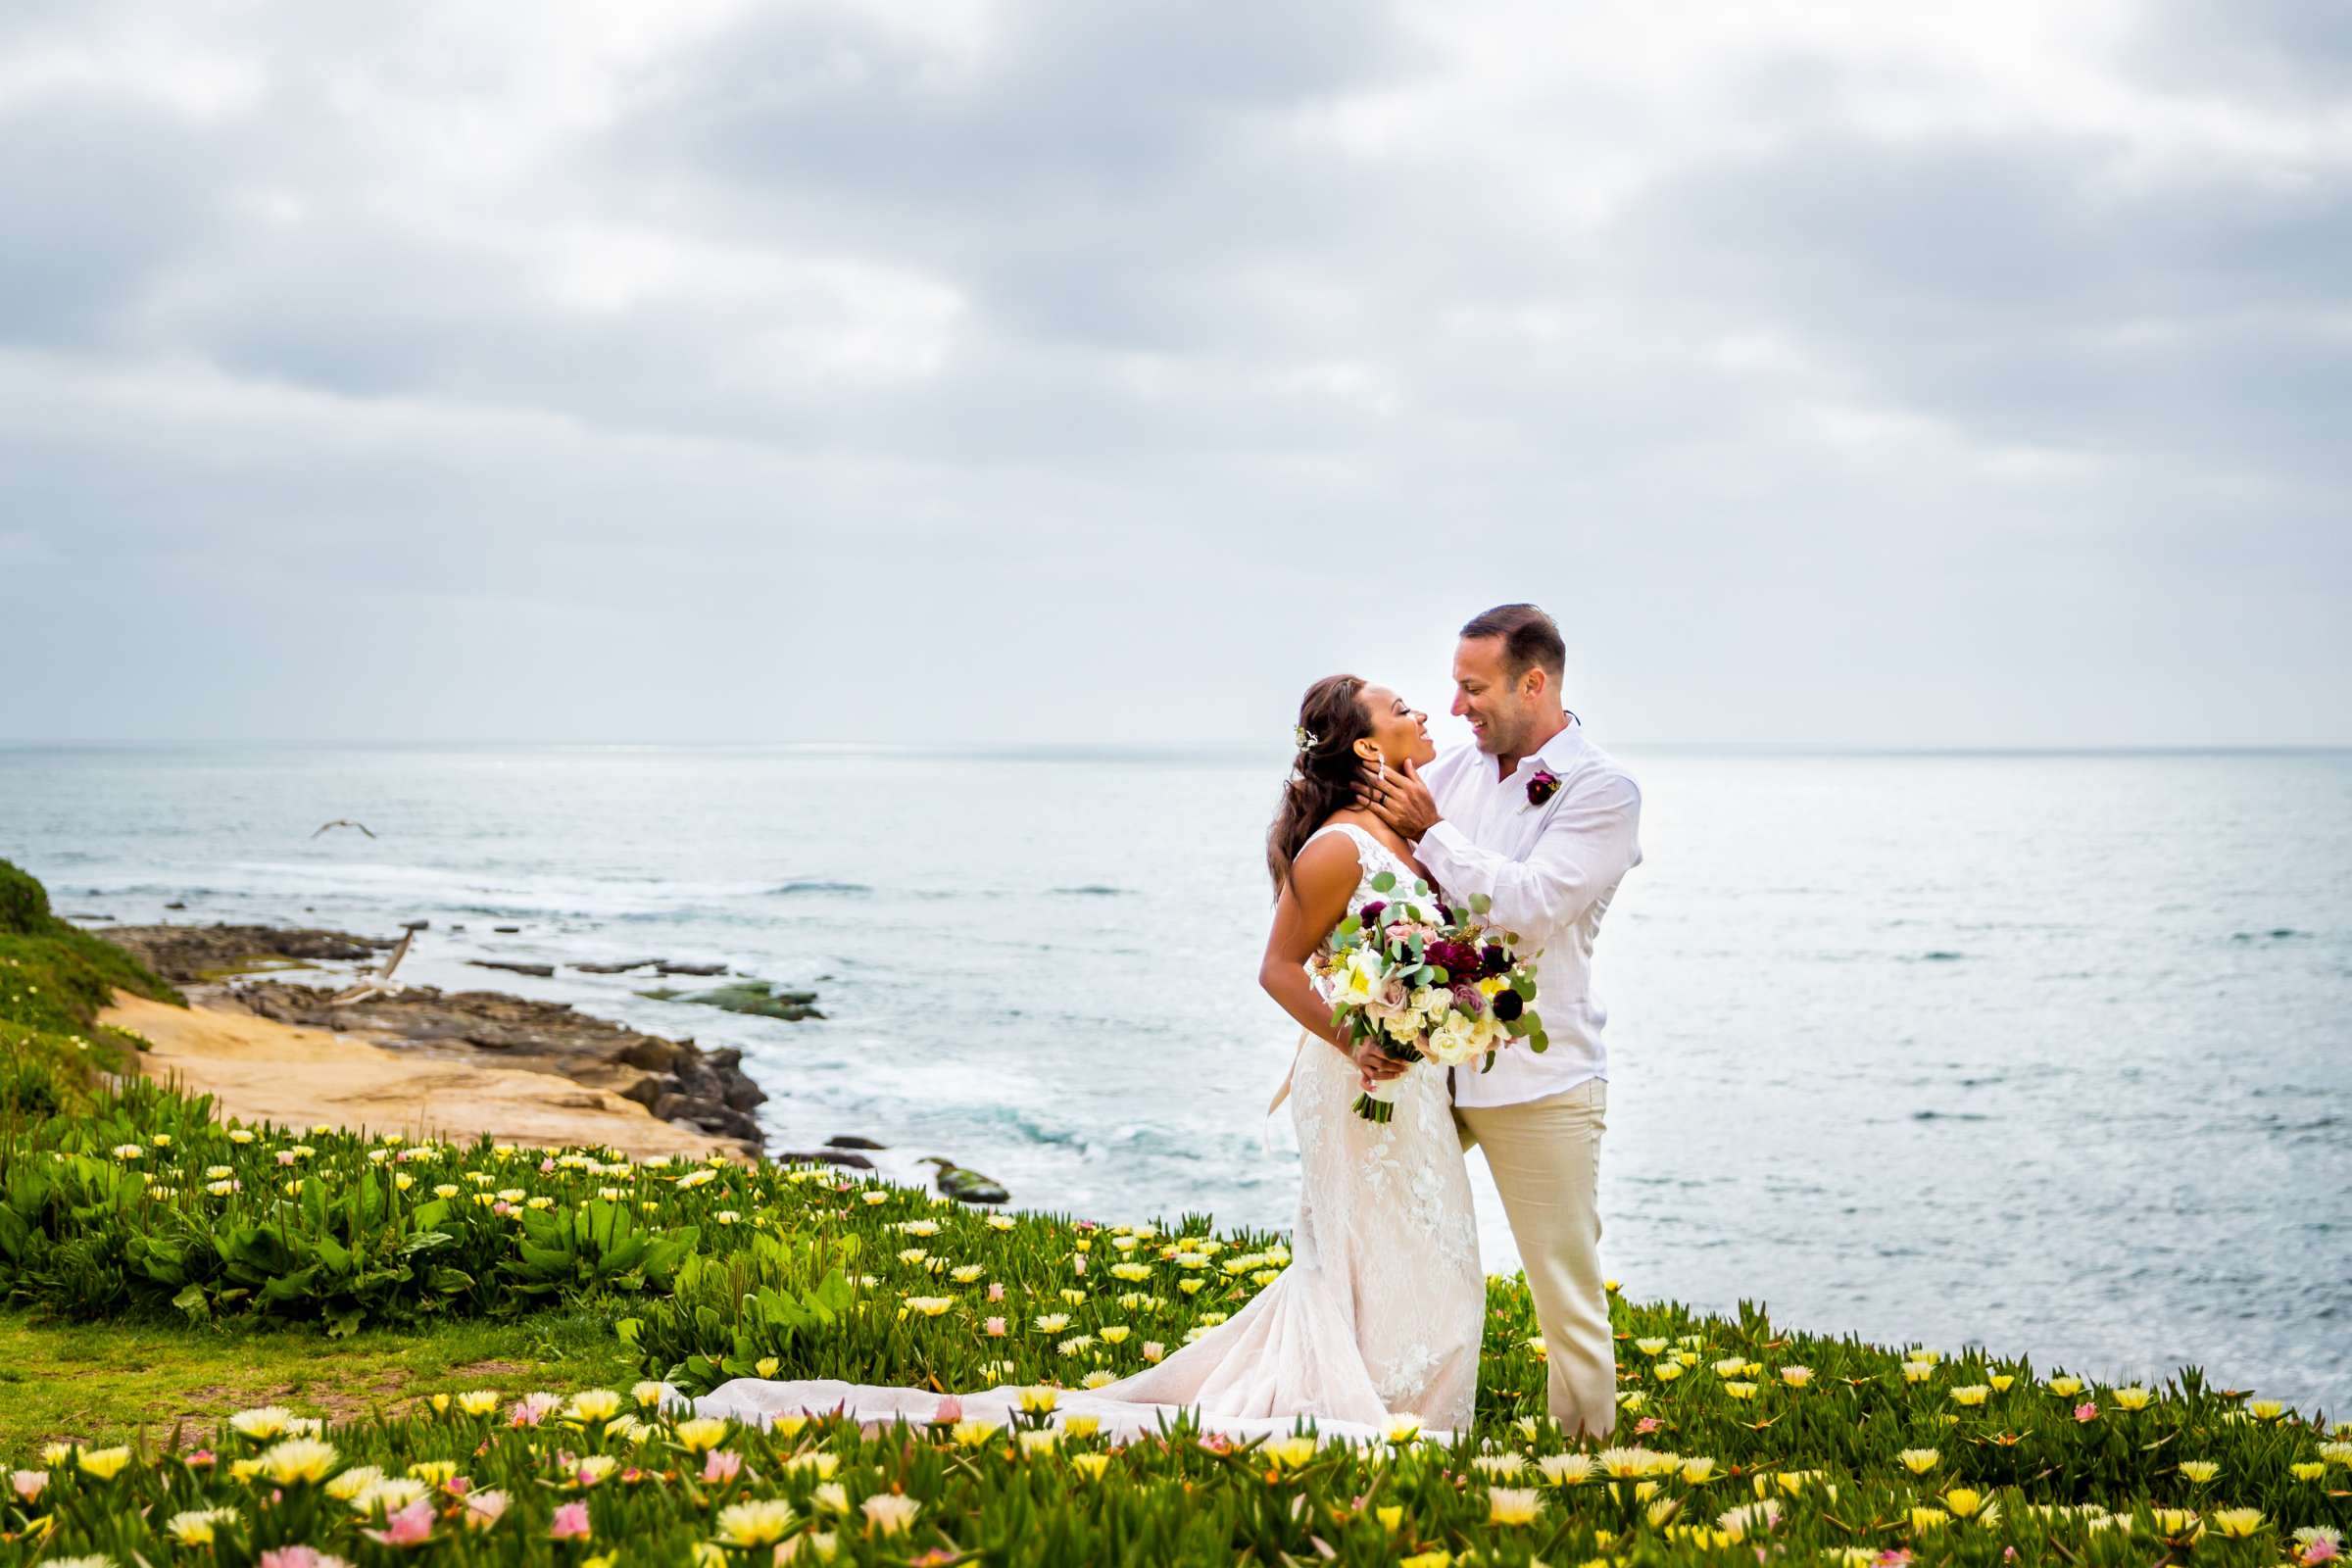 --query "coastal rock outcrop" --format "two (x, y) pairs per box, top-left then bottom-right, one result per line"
(98, 923), (385, 979)
(225, 981), (769, 1147)
(636, 979), (823, 1021)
